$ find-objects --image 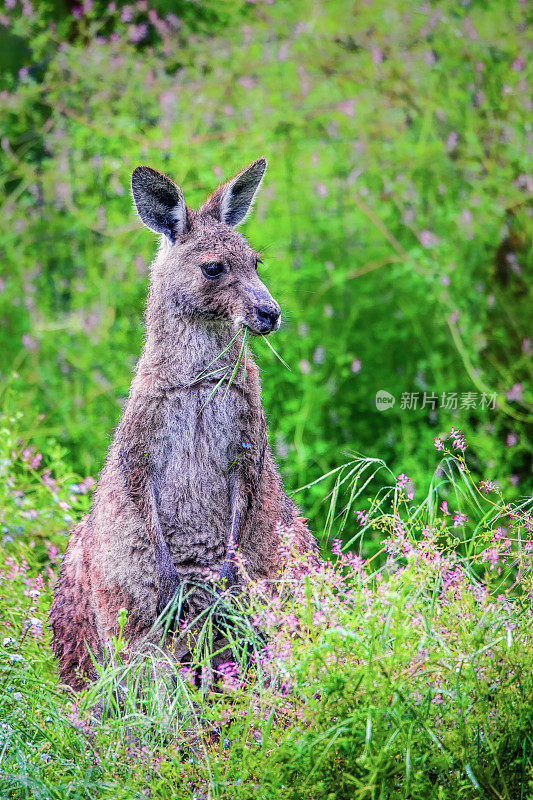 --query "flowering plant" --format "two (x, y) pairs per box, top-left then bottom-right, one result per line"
(3, 420), (530, 798)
